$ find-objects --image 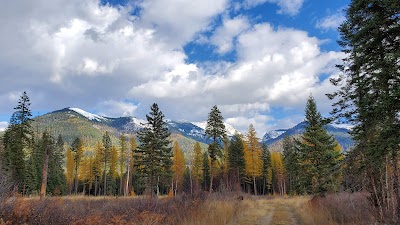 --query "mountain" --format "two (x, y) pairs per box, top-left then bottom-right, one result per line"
(263, 121), (354, 152)
(31, 107), (240, 156)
